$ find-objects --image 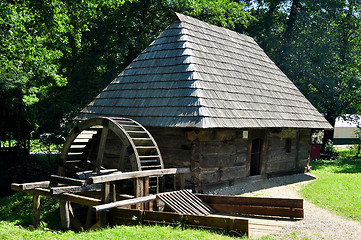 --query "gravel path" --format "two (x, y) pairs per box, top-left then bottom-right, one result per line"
(208, 173), (361, 240)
